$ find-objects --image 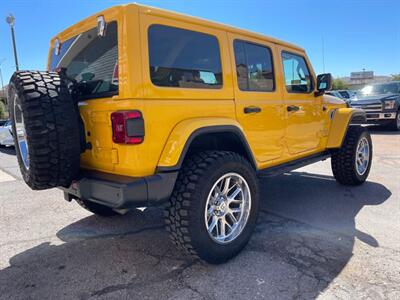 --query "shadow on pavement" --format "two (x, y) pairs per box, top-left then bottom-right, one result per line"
(0, 171), (391, 299)
(368, 126), (399, 135)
